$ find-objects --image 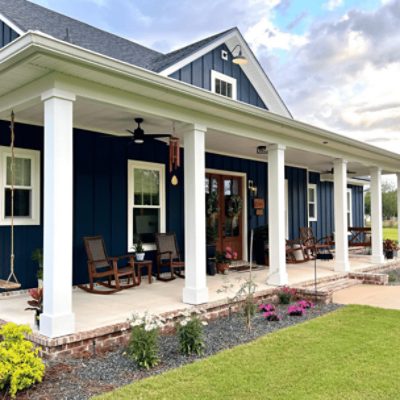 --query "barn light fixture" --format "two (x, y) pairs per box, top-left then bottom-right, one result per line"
(231, 45), (248, 65)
